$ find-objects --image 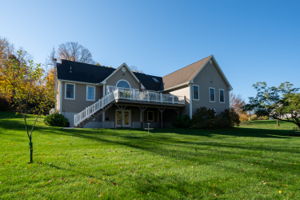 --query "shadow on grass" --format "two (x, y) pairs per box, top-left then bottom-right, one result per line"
(132, 173), (224, 199)
(0, 112), (23, 119)
(38, 126), (300, 175)
(0, 119), (25, 132)
(152, 127), (299, 138)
